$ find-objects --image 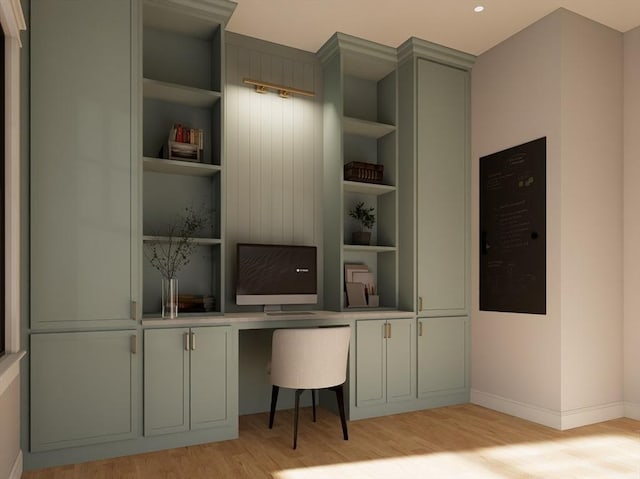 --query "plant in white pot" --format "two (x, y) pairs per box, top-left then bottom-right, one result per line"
(348, 201), (376, 245)
(144, 206), (210, 318)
